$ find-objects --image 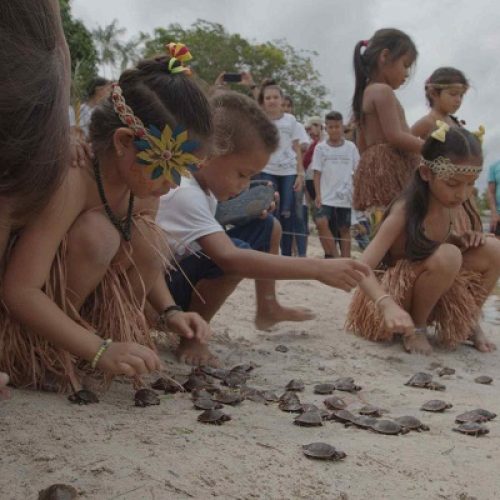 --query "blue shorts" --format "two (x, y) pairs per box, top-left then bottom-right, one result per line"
(167, 215), (274, 310)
